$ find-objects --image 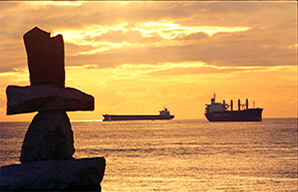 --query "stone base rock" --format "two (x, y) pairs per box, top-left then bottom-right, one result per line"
(0, 157), (105, 191)
(6, 85), (94, 115)
(20, 111), (75, 163)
